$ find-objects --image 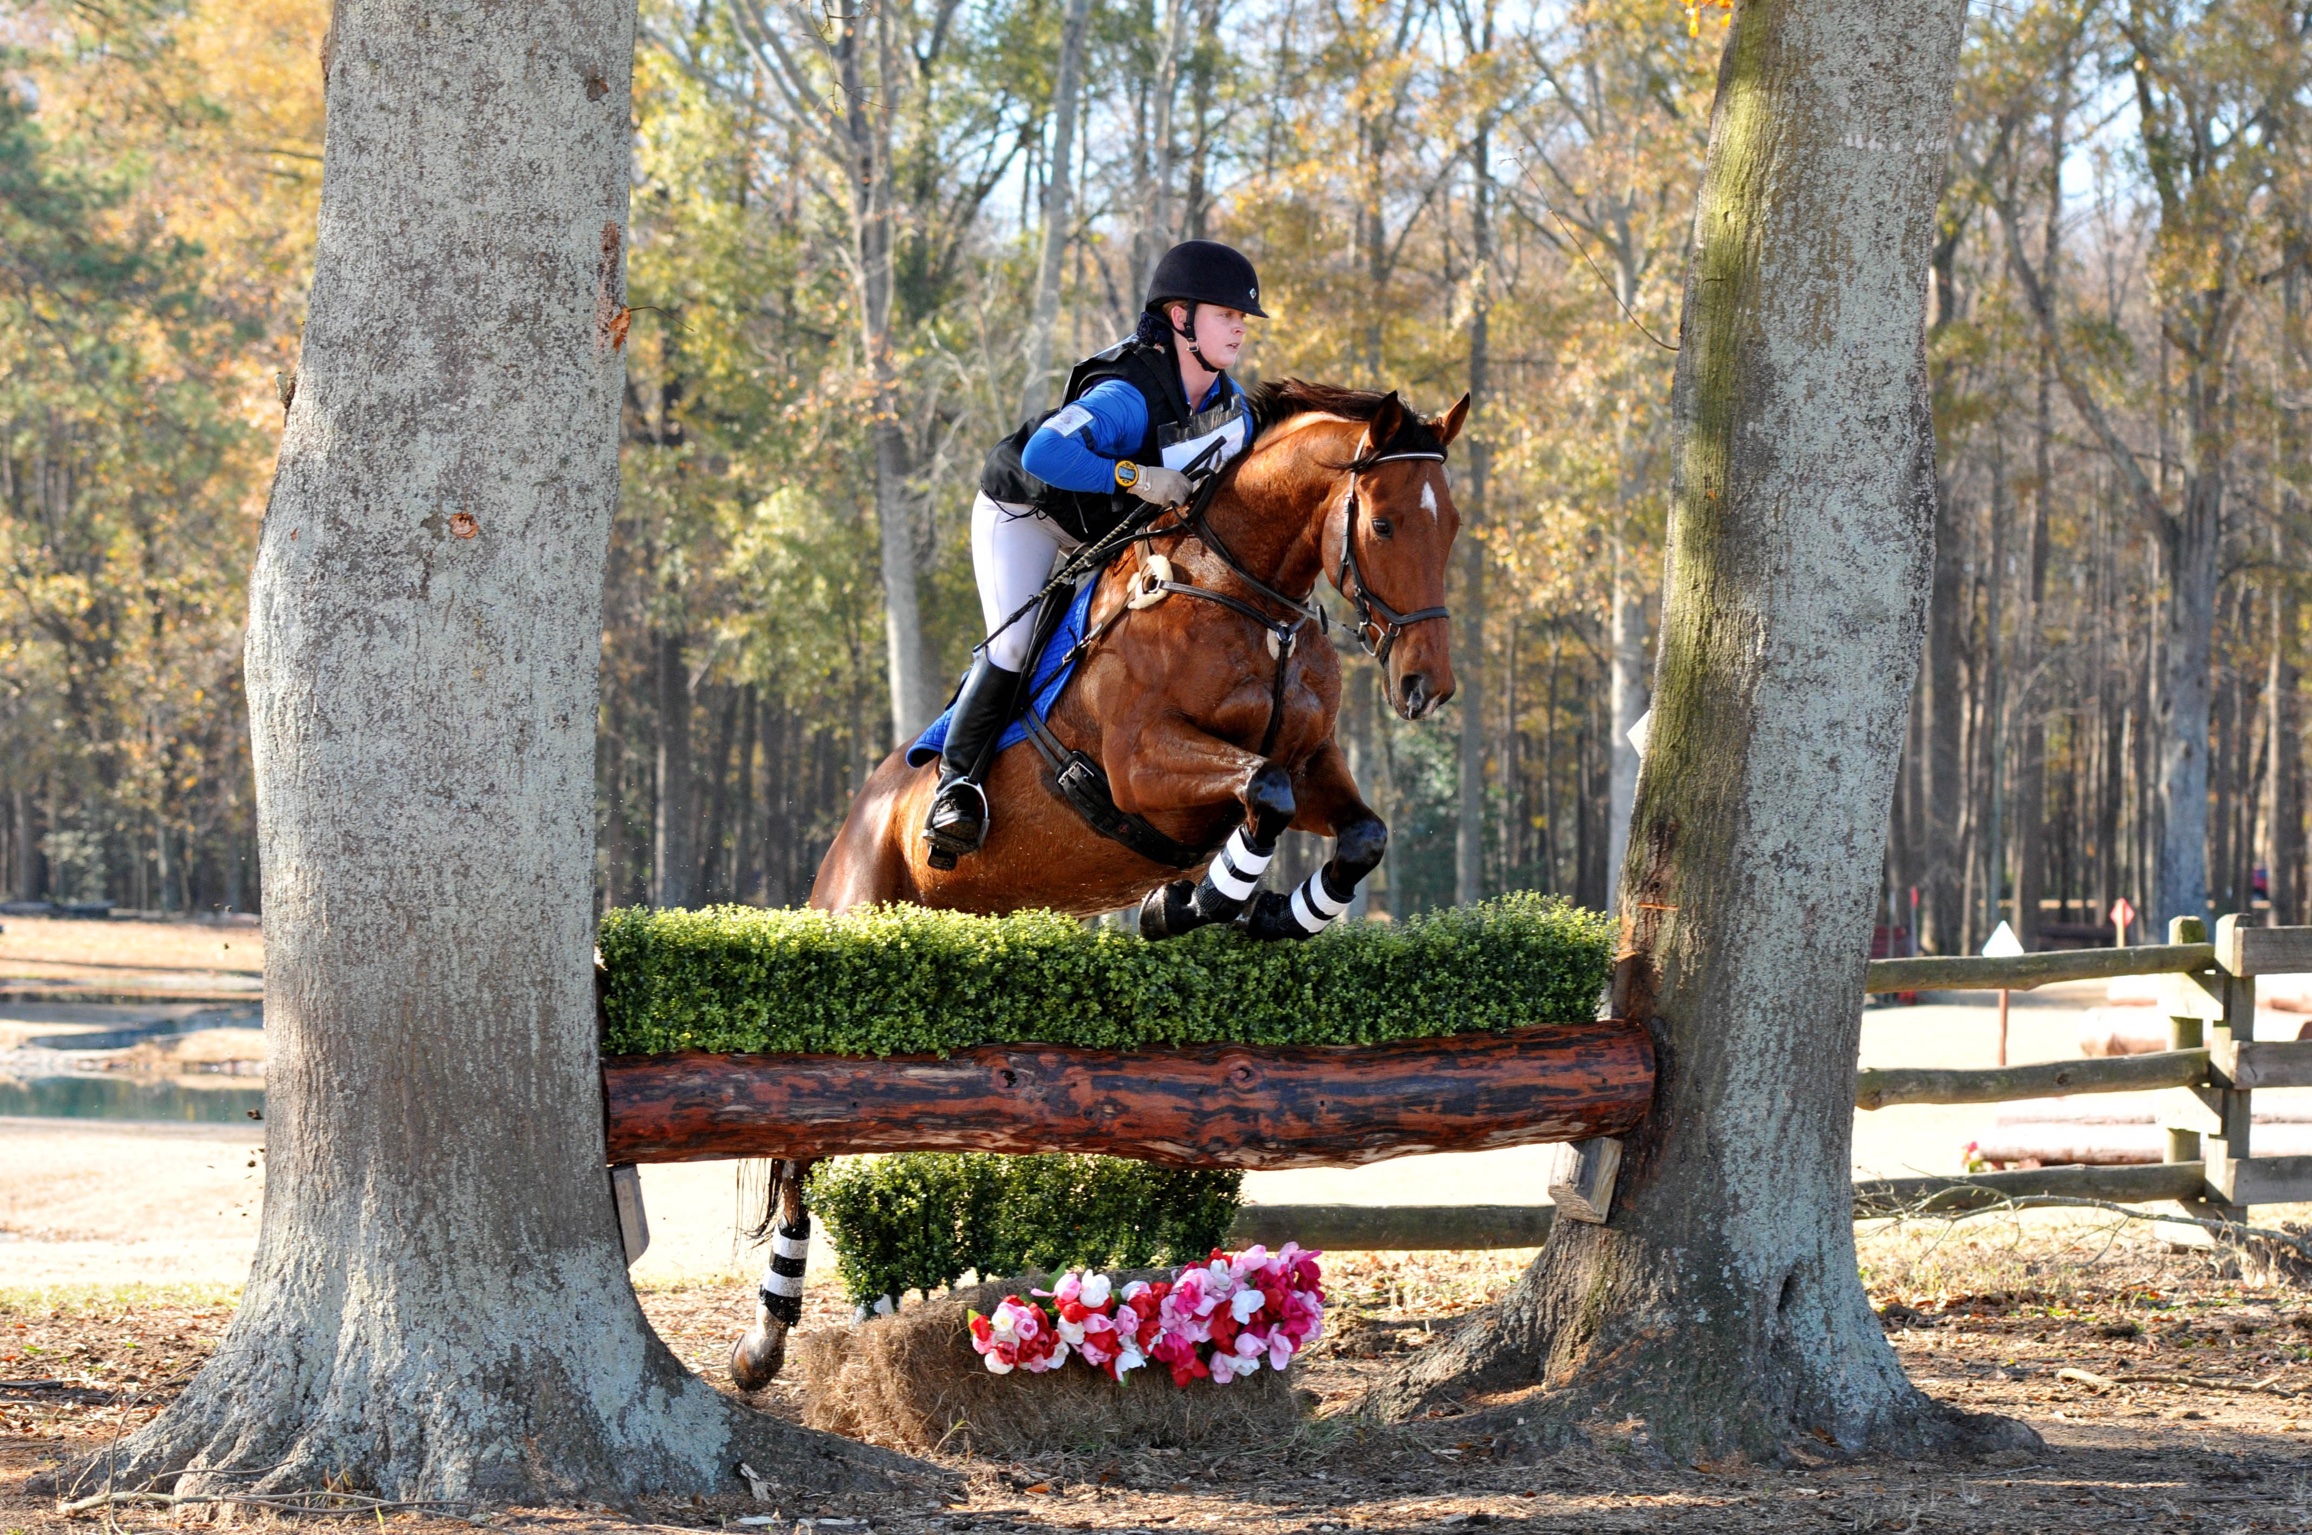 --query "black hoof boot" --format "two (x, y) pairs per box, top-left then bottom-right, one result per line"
(1138, 879), (1201, 940)
(1242, 890), (1300, 941)
(729, 1298), (788, 1391)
